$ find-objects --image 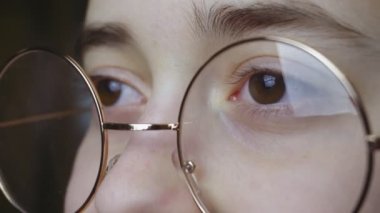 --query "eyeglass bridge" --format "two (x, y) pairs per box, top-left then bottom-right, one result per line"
(103, 123), (179, 131)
